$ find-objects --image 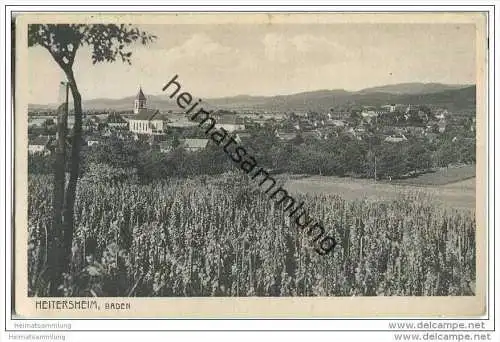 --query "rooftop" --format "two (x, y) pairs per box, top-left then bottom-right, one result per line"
(136, 87), (146, 101)
(106, 113), (127, 124)
(180, 138), (210, 149)
(129, 109), (162, 121)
